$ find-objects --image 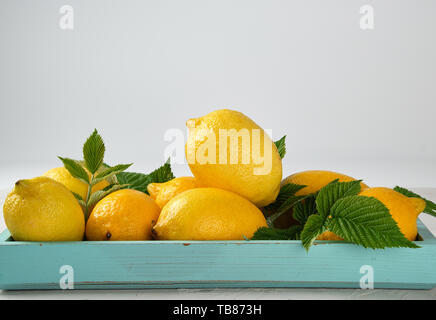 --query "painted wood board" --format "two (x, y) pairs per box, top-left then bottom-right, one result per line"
(0, 220), (435, 290)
